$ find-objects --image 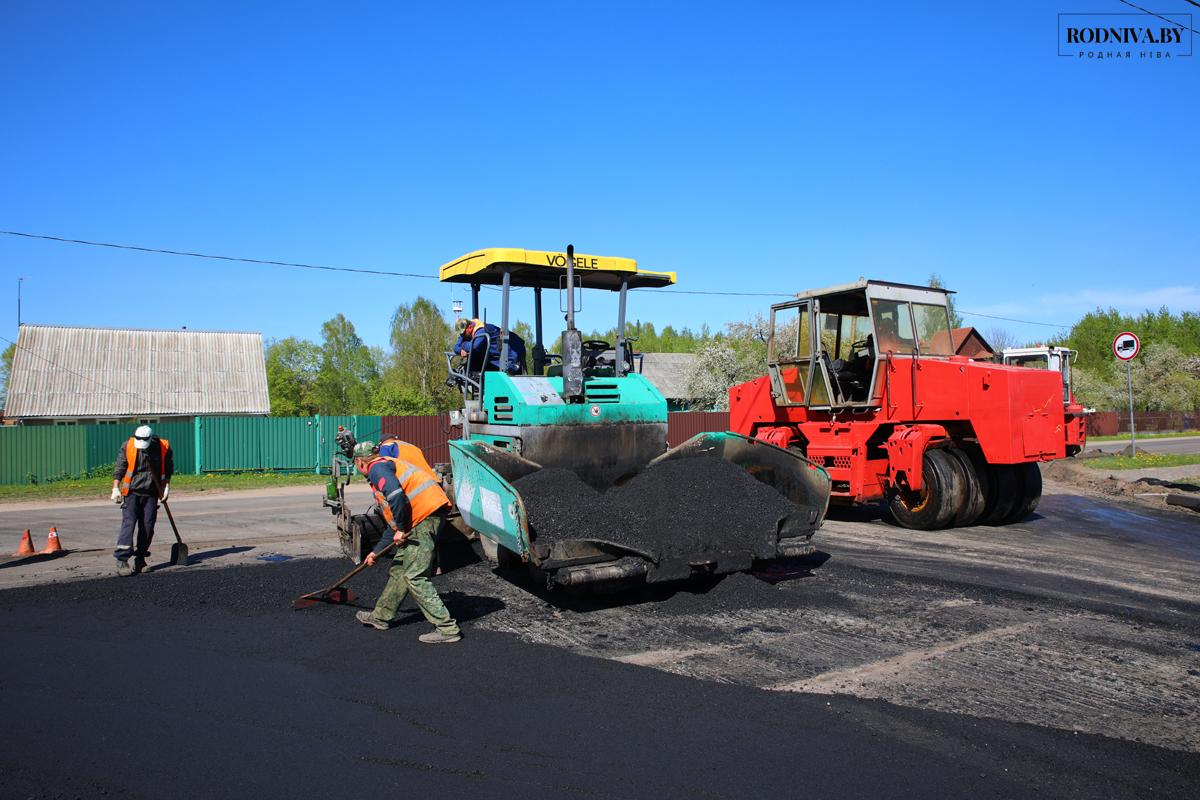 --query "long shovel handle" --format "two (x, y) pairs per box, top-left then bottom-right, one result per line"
(160, 500), (185, 545)
(149, 473), (184, 546)
(316, 540), (399, 595)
